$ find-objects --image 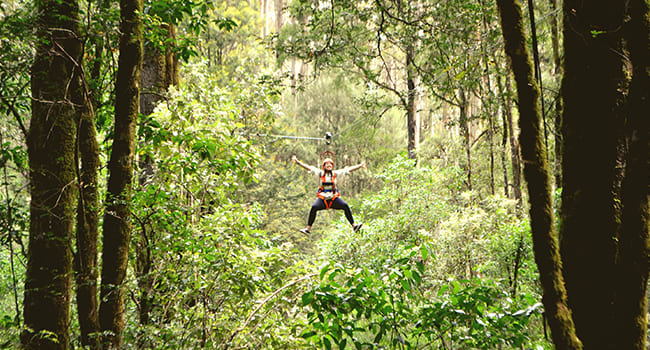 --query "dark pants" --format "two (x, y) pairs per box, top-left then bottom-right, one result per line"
(308, 197), (354, 226)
